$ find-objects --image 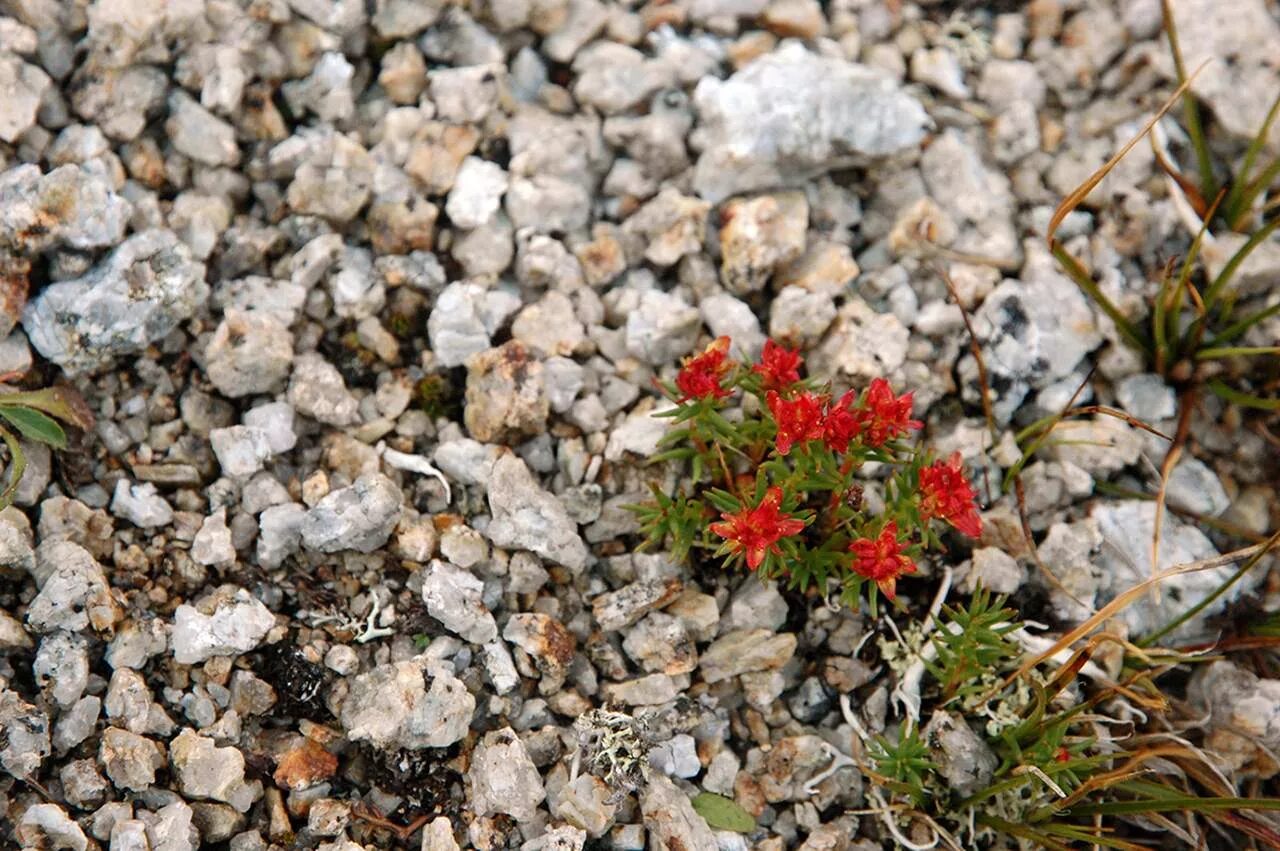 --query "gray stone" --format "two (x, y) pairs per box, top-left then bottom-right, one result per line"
(171, 590), (274, 665)
(167, 91), (239, 166)
(256, 503), (306, 568)
(700, 293), (765, 360)
(960, 261), (1103, 425)
(204, 310), (294, 398)
(422, 560), (498, 644)
(692, 43), (928, 202)
(111, 480), (174, 529)
(1091, 502), (1236, 638)
(921, 711), (998, 798)
(640, 775), (717, 851)
(243, 402), (297, 454)
(300, 473), (403, 554)
(485, 454), (588, 572)
(27, 540), (118, 635)
(1115, 373), (1176, 422)
(17, 804), (87, 851)
(700, 629), (797, 683)
(170, 729), (261, 813)
(592, 578), (684, 632)
(468, 727), (546, 820)
(0, 163), (130, 252)
(428, 281), (521, 368)
(211, 427), (274, 479)
(0, 686), (49, 777)
(288, 352), (360, 427)
(23, 230), (208, 375)
(0, 54), (50, 143)
(34, 631), (89, 708)
(624, 290), (700, 365)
